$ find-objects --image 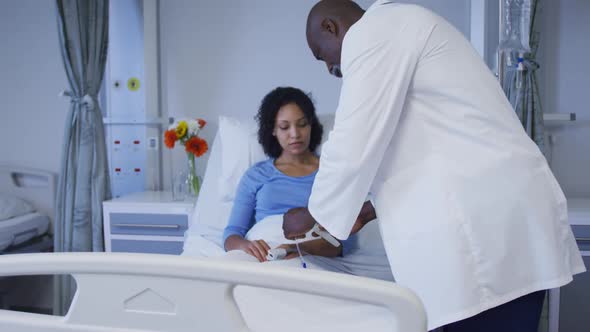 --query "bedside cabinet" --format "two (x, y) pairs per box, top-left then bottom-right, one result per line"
(103, 191), (196, 255)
